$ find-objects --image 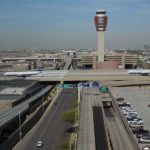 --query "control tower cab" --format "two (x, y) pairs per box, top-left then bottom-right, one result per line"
(94, 10), (108, 32)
